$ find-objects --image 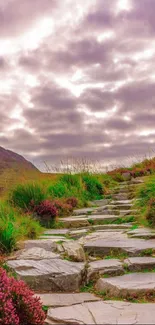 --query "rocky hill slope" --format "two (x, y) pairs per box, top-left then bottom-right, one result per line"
(0, 146), (38, 173)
